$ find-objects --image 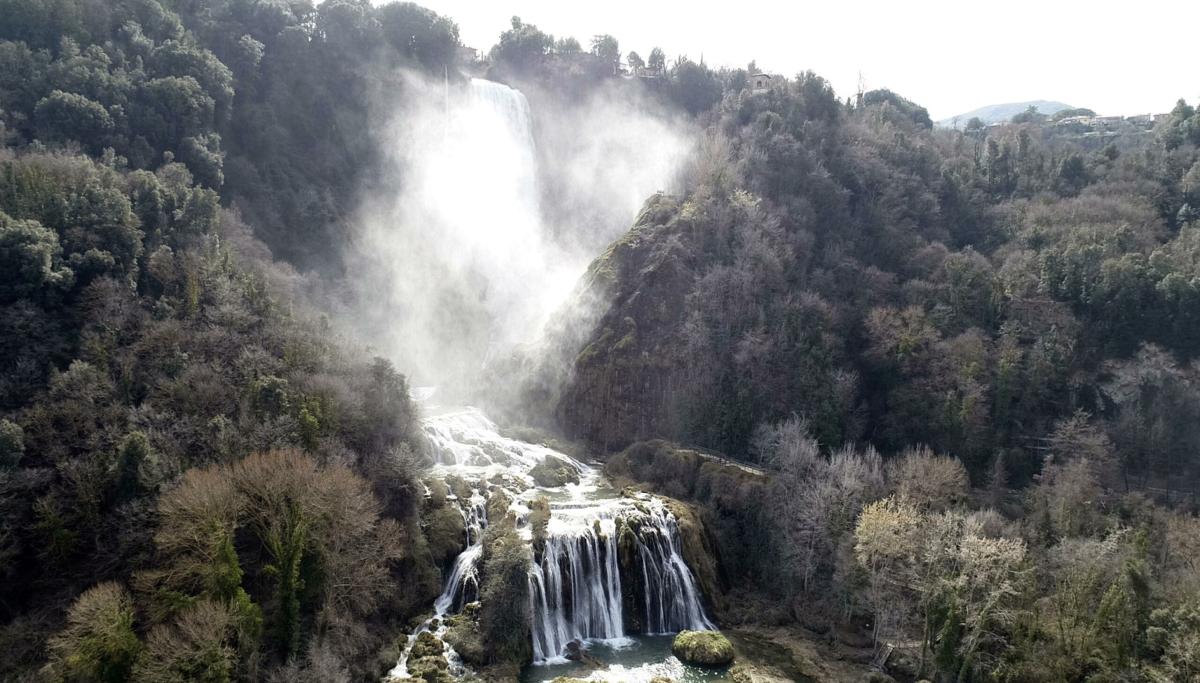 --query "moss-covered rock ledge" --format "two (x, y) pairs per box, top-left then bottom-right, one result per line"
(606, 440), (769, 620)
(672, 629), (735, 666)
